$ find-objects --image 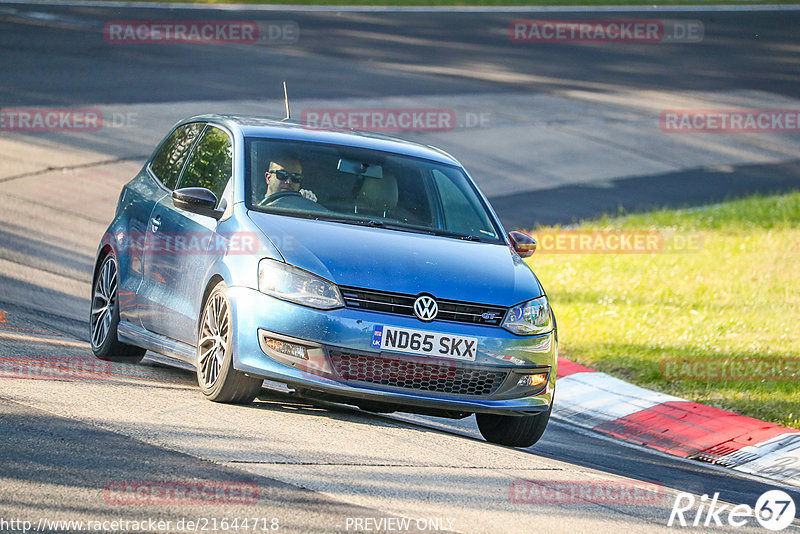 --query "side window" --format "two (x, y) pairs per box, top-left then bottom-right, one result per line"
(432, 169), (497, 238)
(177, 126), (233, 207)
(149, 123), (204, 190)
